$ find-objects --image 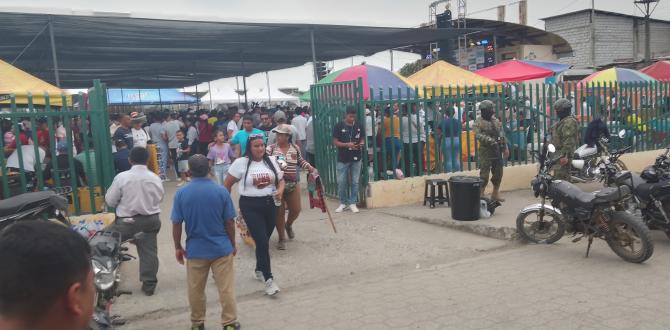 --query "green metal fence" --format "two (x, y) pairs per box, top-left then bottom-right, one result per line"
(0, 80), (114, 215)
(312, 79), (670, 197)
